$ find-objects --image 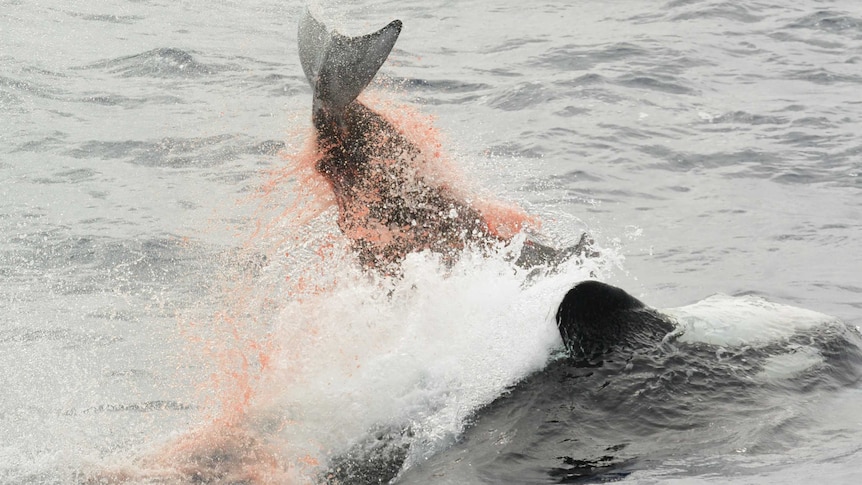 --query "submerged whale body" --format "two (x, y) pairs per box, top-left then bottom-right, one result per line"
(327, 281), (862, 484)
(298, 10), (587, 271)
